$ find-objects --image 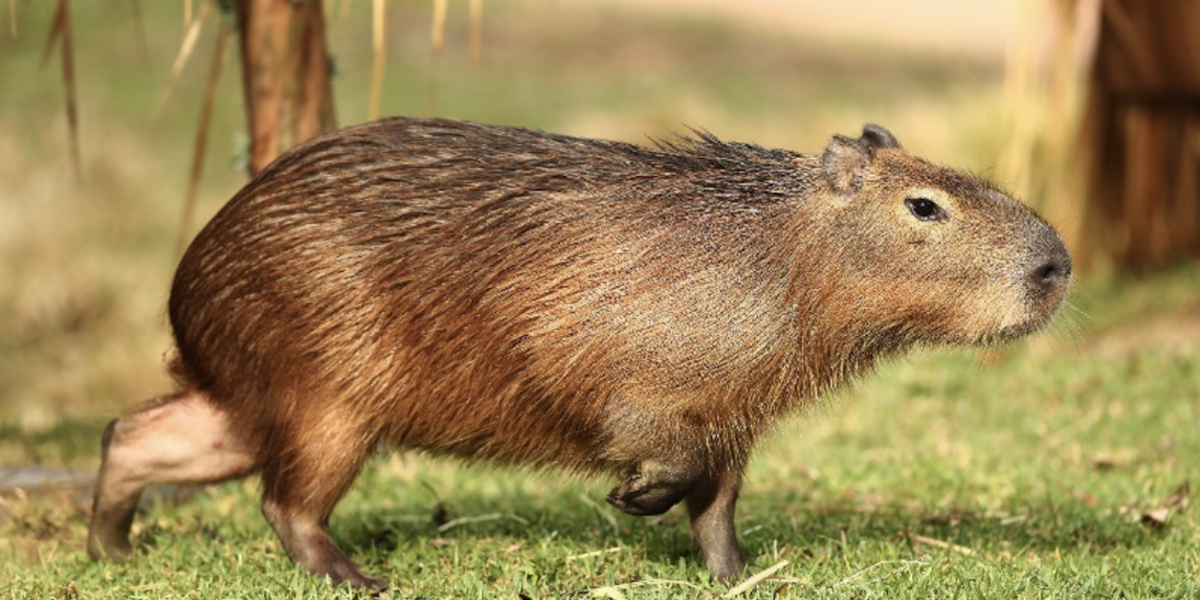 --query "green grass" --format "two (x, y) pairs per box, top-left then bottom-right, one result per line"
(3, 1), (1200, 598)
(3, 267), (1198, 598)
